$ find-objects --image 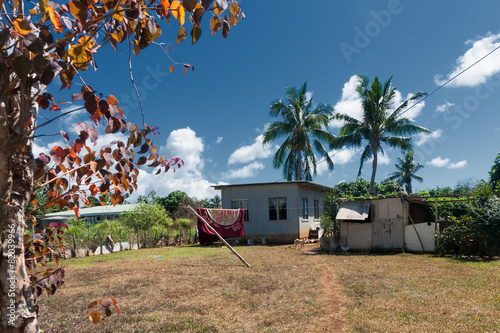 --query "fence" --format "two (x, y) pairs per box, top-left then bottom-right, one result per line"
(59, 223), (198, 259)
